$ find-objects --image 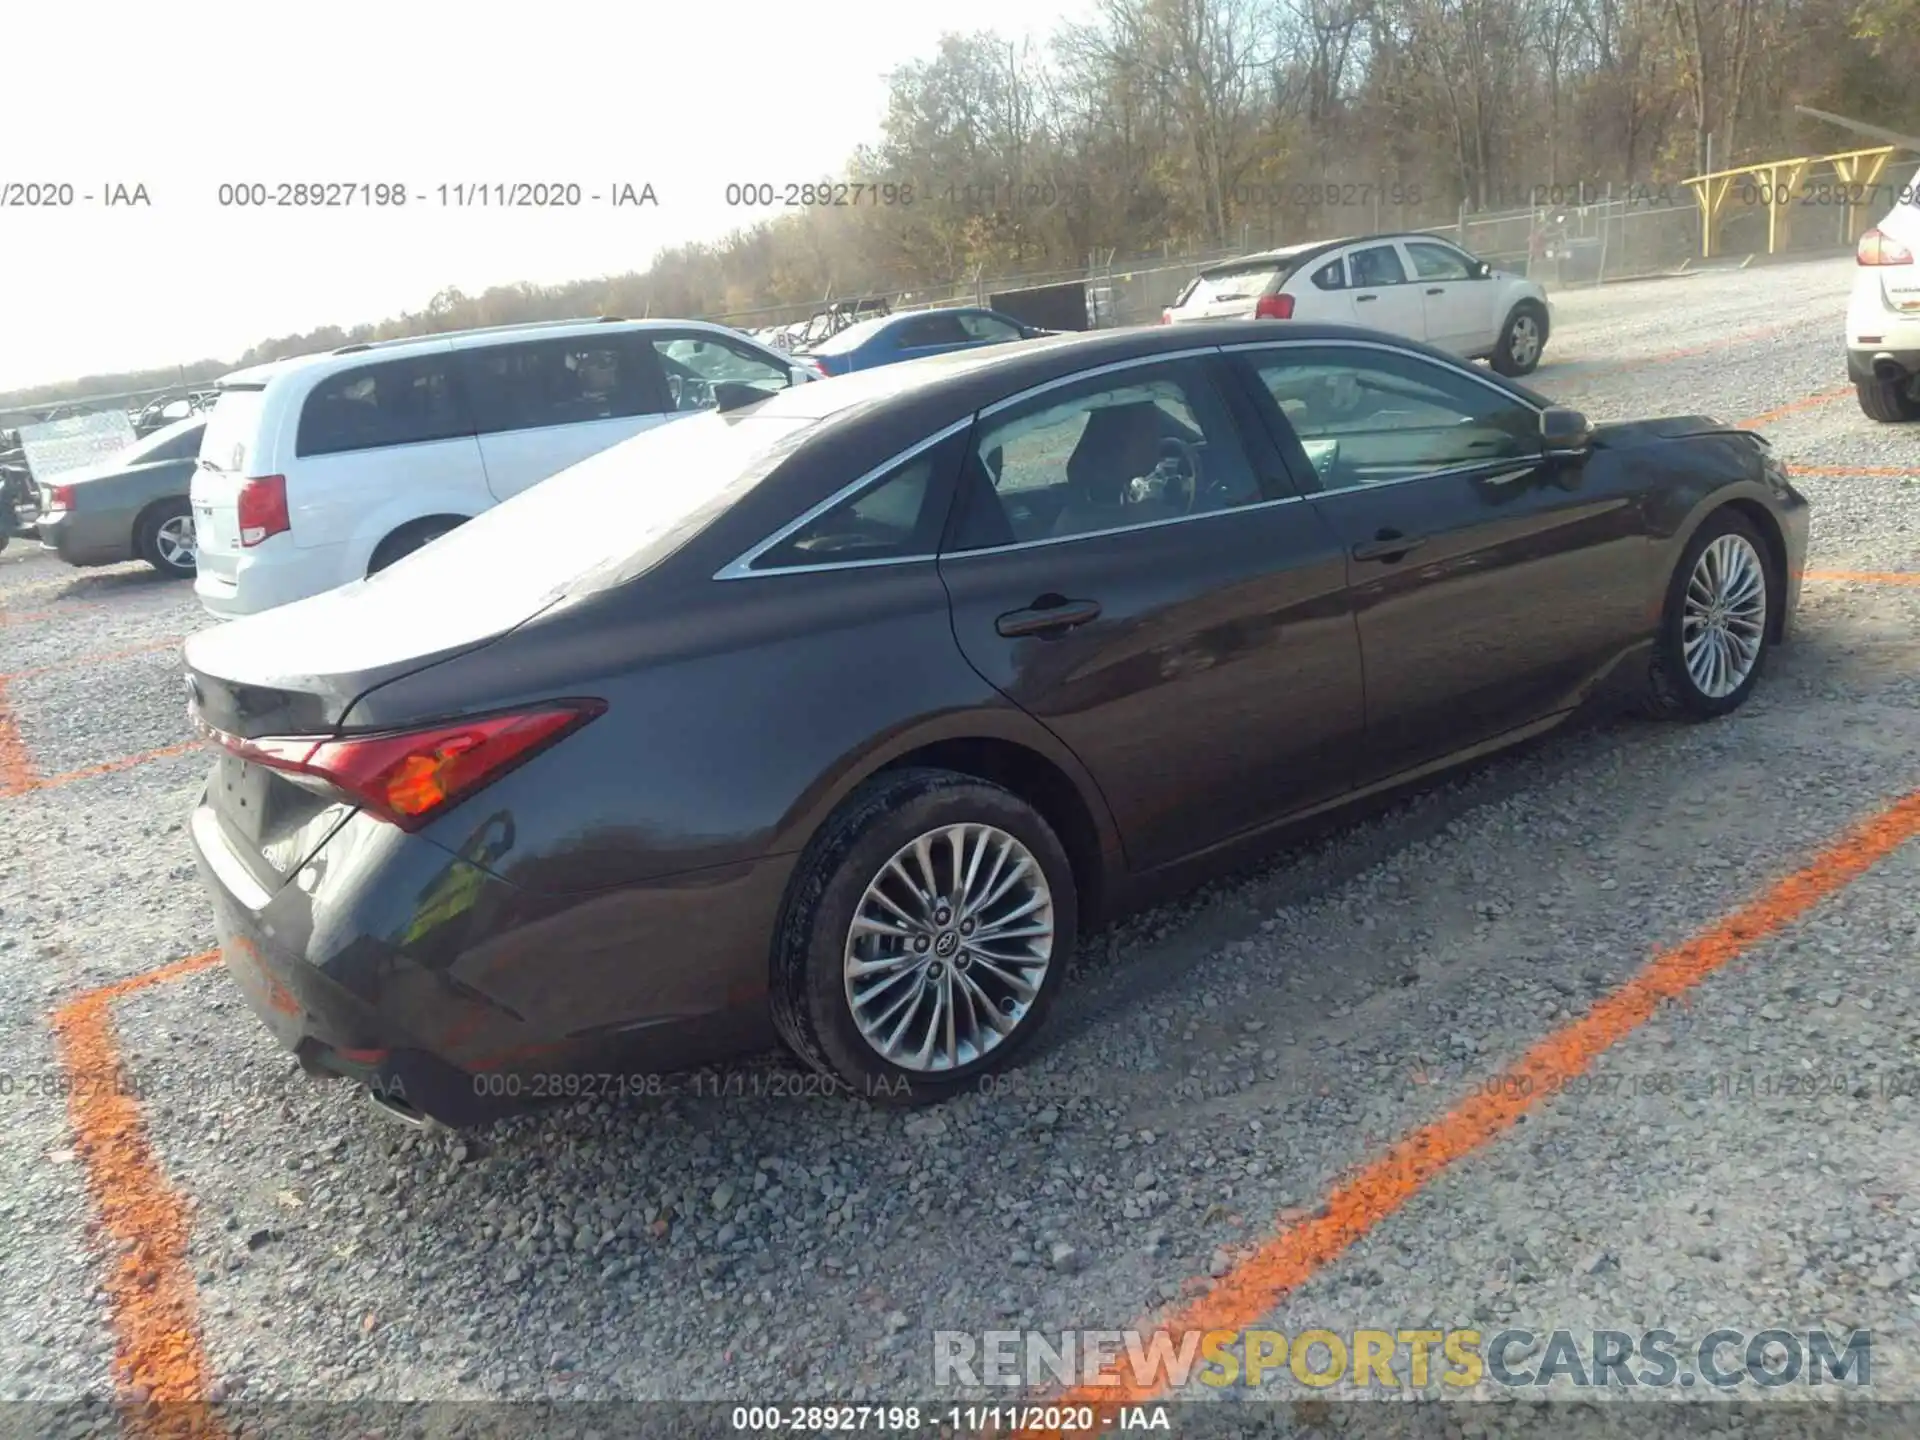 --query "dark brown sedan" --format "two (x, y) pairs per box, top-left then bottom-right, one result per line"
(183, 322), (1808, 1127)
